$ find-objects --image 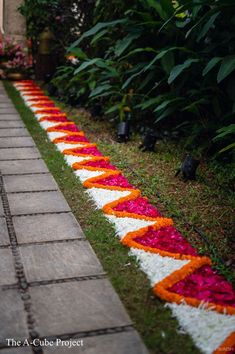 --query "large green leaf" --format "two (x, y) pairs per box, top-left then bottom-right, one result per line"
(213, 124), (235, 140)
(74, 58), (102, 74)
(136, 96), (163, 110)
(138, 71), (156, 91)
(114, 32), (141, 57)
(154, 97), (183, 112)
(121, 63), (147, 89)
(219, 142), (235, 153)
(161, 0), (174, 17)
(105, 104), (121, 114)
(197, 12), (220, 42)
(90, 29), (108, 45)
(155, 106), (176, 123)
(168, 59), (199, 84)
(202, 57), (222, 76)
(182, 98), (209, 115)
(161, 51), (175, 74)
(144, 47), (195, 72)
(120, 47), (157, 60)
(145, 0), (174, 20)
(122, 70), (144, 89)
(68, 48), (87, 60)
(90, 90), (117, 99)
(68, 19), (127, 49)
(145, 0), (165, 19)
(89, 84), (112, 98)
(217, 55), (235, 83)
